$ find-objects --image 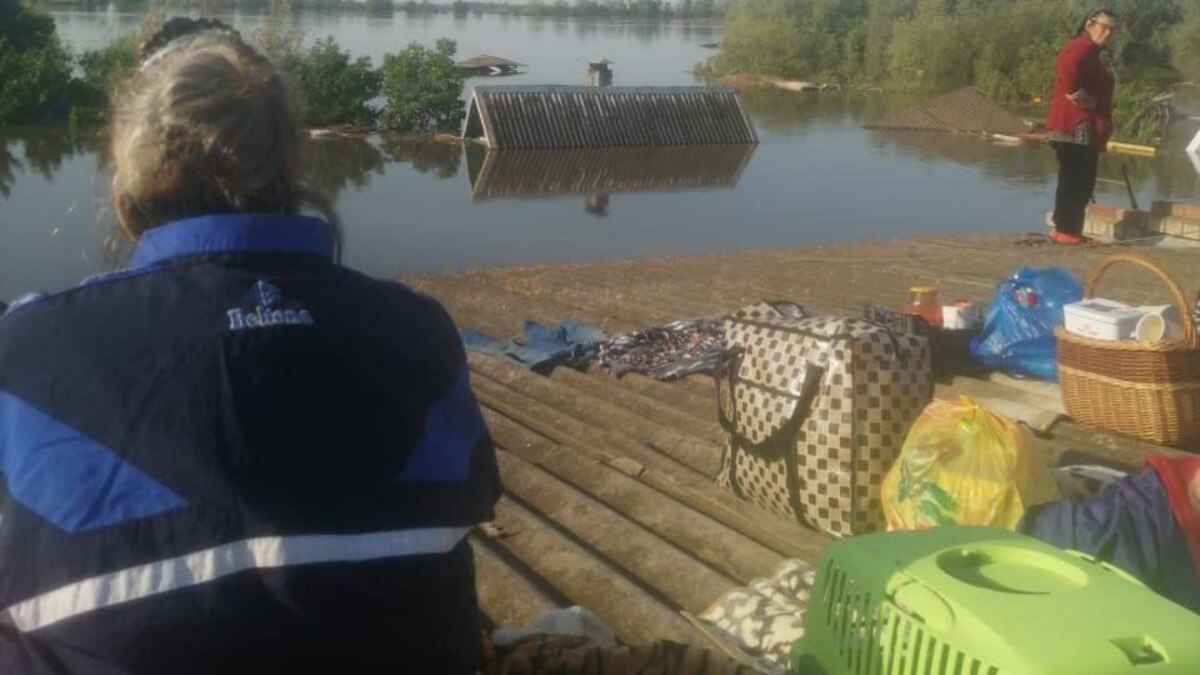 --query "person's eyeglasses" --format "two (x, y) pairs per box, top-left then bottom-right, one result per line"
(1093, 21), (1117, 32)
